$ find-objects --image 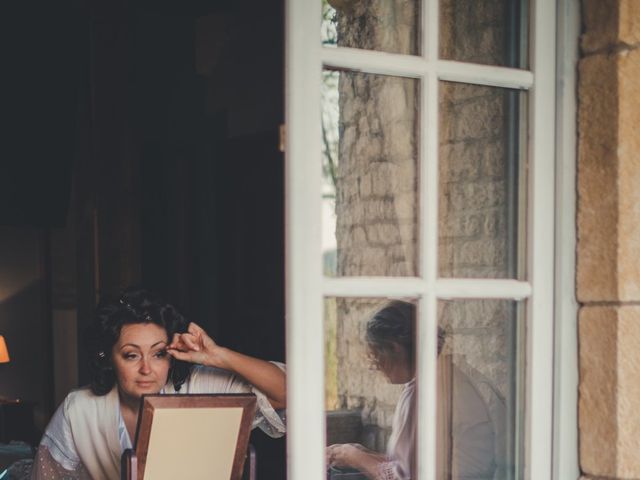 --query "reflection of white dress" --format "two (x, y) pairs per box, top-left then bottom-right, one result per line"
(31, 365), (285, 480)
(379, 366), (496, 480)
